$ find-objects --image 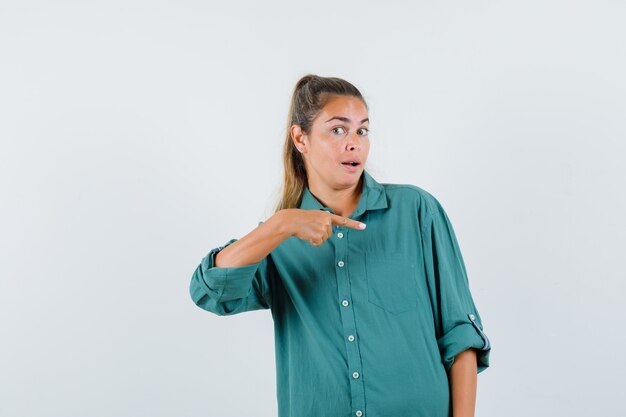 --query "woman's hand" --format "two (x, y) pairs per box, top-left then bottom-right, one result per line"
(278, 208), (367, 247)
